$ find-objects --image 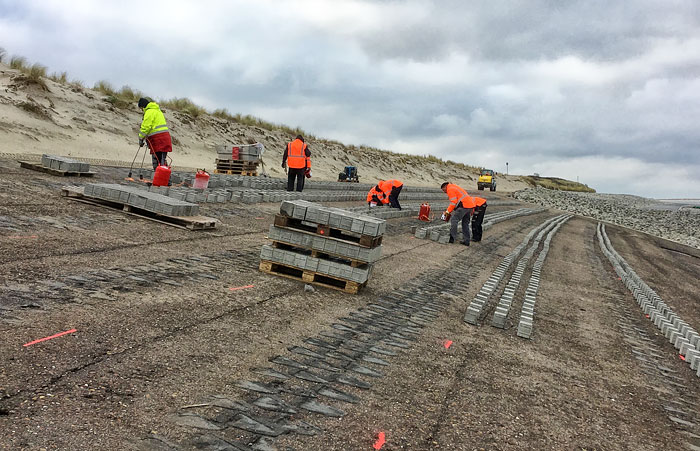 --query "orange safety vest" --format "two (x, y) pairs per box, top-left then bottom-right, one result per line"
(445, 183), (475, 213)
(367, 186), (387, 203)
(378, 179), (403, 193)
(474, 196), (487, 207)
(287, 139), (307, 169)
